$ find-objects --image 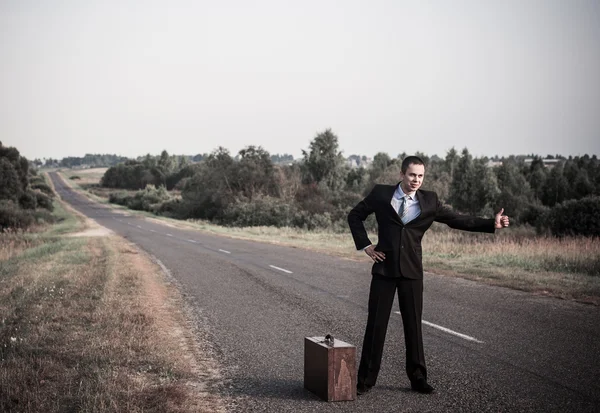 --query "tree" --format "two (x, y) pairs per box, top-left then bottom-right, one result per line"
(0, 158), (20, 202)
(449, 148), (474, 213)
(301, 129), (346, 191)
(449, 148), (499, 215)
(181, 147), (235, 220)
(235, 146), (275, 199)
(573, 169), (594, 200)
(494, 157), (534, 221)
(443, 147), (459, 180)
(158, 150), (175, 173)
(540, 162), (569, 207)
